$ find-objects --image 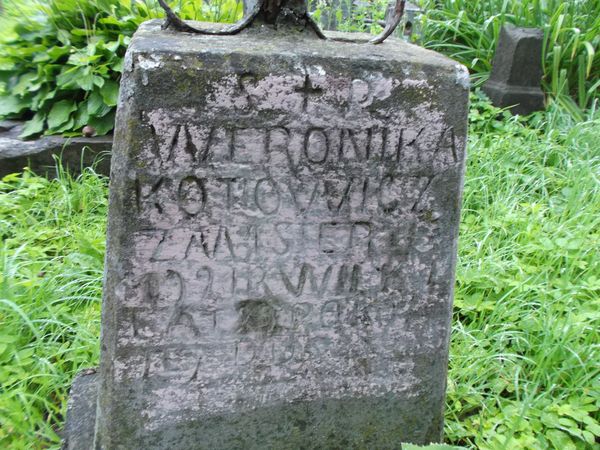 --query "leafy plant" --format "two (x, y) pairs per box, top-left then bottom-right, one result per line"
(416, 0), (600, 117)
(0, 163), (107, 446)
(445, 94), (600, 449)
(0, 0), (242, 137)
(1, 99), (599, 449)
(311, 0), (599, 121)
(310, 0), (389, 34)
(403, 444), (466, 450)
